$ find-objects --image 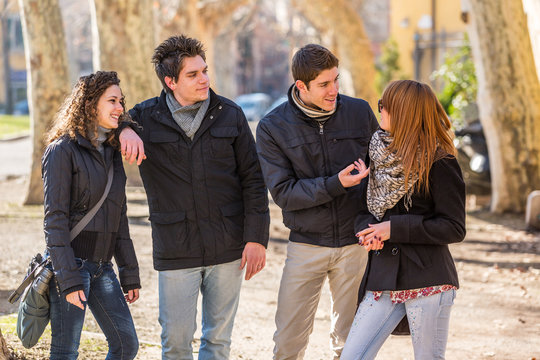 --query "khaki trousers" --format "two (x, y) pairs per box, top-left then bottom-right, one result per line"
(273, 242), (368, 360)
